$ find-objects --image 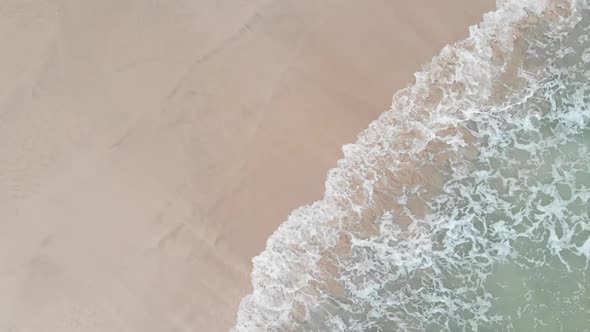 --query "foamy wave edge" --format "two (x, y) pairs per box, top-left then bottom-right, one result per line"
(232, 0), (576, 330)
